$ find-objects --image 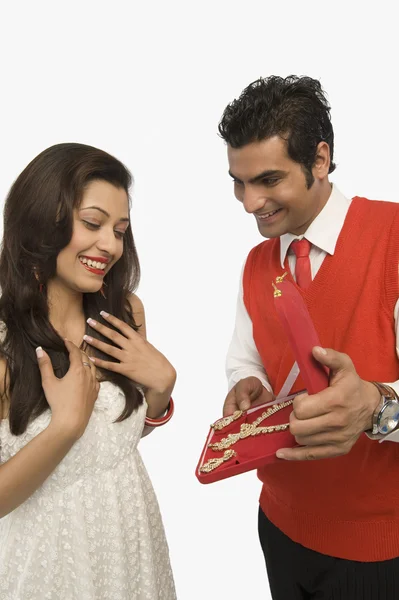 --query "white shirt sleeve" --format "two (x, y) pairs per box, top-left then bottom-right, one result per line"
(378, 299), (399, 443)
(226, 266), (273, 394)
